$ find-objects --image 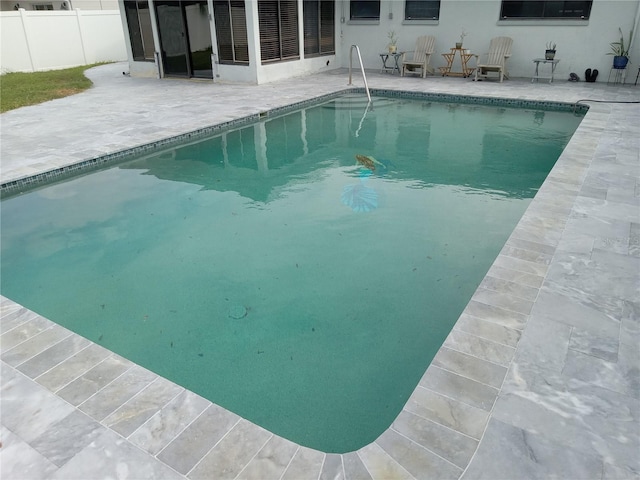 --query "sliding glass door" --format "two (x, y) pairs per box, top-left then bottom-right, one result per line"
(184, 1), (213, 77)
(155, 0), (213, 78)
(155, 1), (189, 76)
